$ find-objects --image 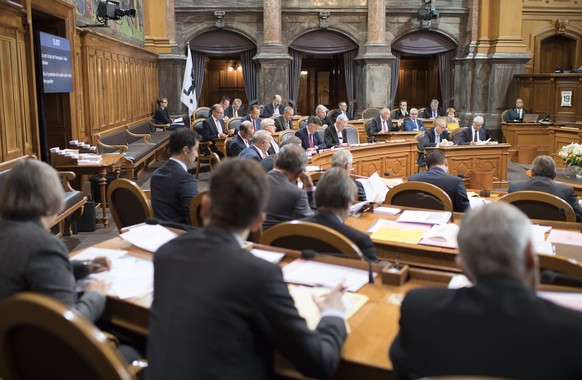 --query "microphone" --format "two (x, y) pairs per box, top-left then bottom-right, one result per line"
(541, 269), (582, 288)
(145, 218), (196, 231)
(458, 174), (490, 197)
(415, 192), (454, 222)
(301, 249), (374, 284)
